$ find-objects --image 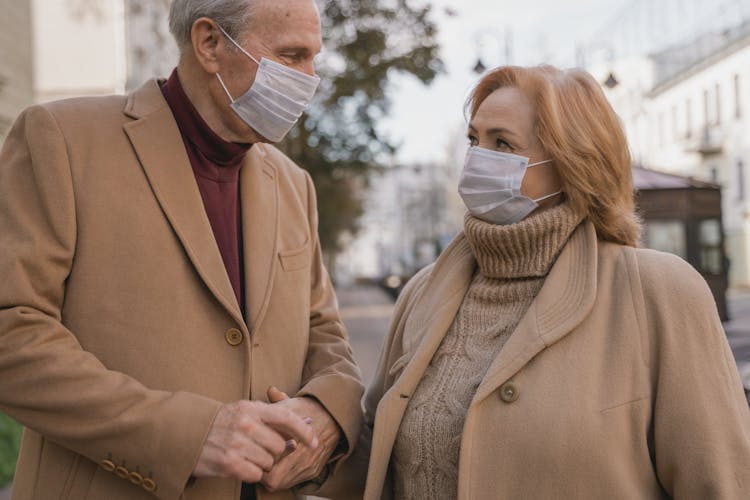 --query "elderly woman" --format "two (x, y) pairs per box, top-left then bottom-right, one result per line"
(344, 65), (750, 499)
